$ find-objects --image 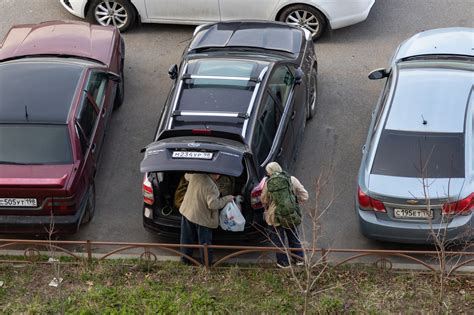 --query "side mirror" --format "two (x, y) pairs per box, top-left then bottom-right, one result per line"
(294, 68), (304, 85)
(168, 64), (178, 80)
(107, 71), (121, 82)
(368, 68), (389, 80)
